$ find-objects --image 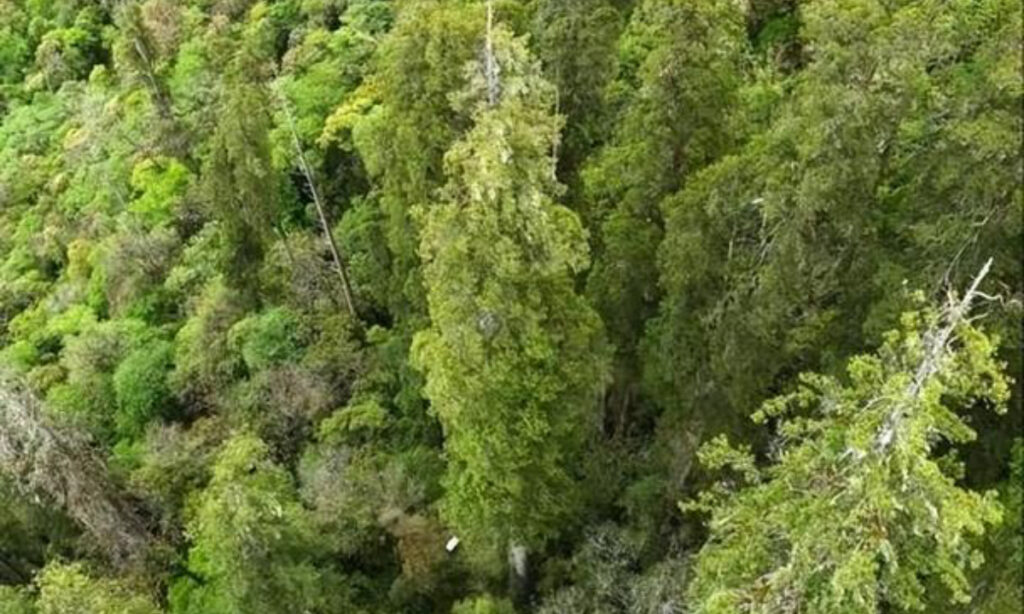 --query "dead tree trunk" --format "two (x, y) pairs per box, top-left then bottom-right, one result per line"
(484, 0), (500, 107)
(508, 542), (530, 606)
(875, 257), (993, 453)
(0, 372), (152, 570)
(273, 82), (358, 319)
